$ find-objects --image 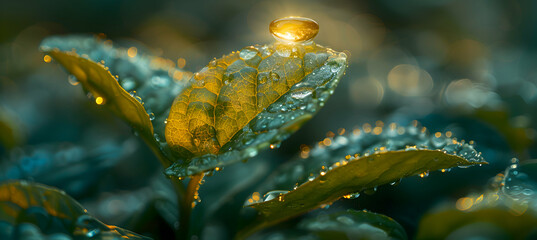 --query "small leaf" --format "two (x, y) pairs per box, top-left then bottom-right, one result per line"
(298, 210), (407, 240)
(165, 42), (347, 177)
(0, 180), (151, 239)
(40, 35), (190, 166)
(239, 123), (486, 237)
